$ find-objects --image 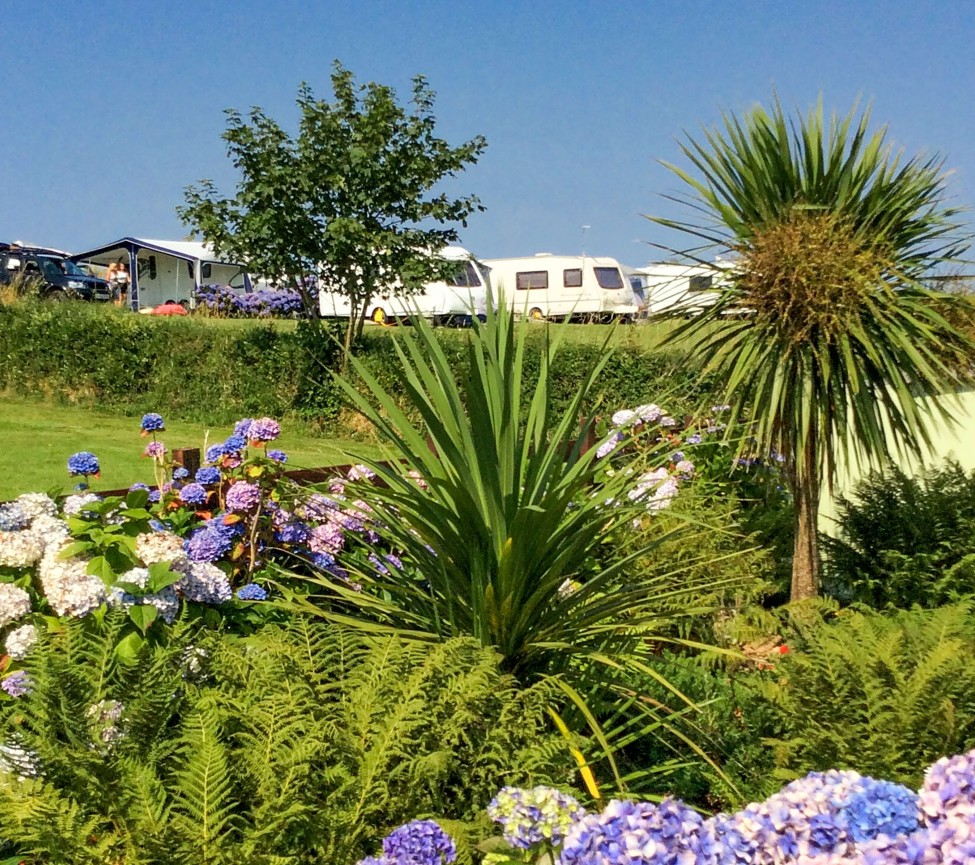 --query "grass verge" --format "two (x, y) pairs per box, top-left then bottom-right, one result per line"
(0, 396), (373, 500)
